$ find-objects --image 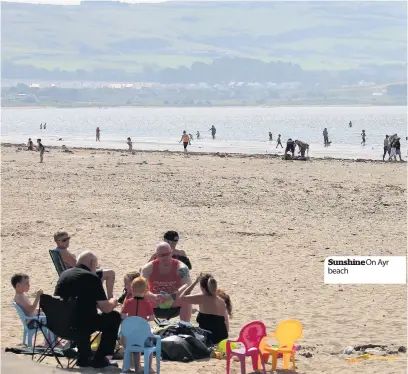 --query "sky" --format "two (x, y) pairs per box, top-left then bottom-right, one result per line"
(2, 0), (252, 3)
